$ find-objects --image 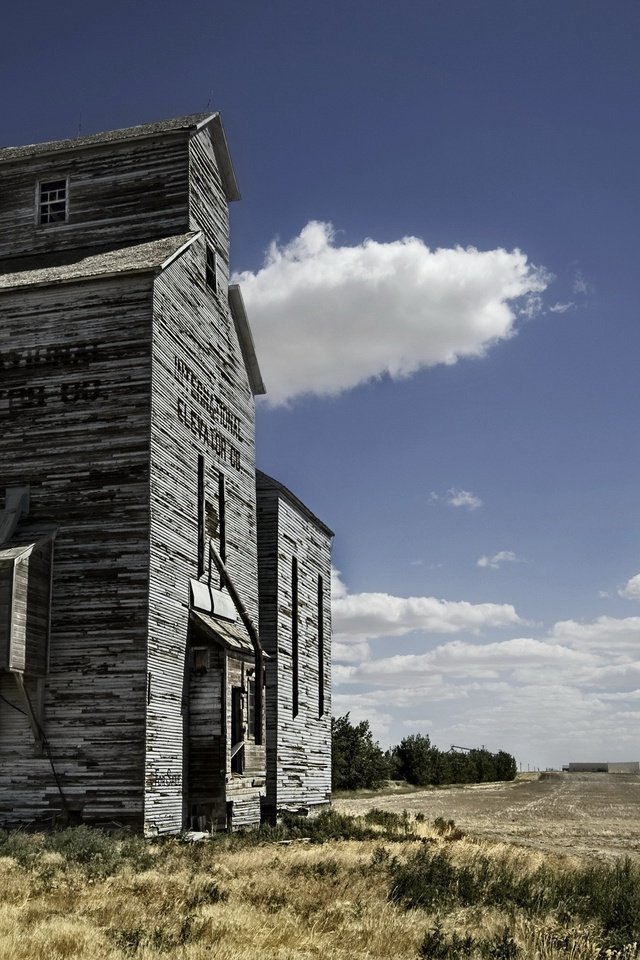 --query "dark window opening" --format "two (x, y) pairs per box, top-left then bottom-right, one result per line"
(38, 178), (67, 225)
(318, 574), (325, 717)
(197, 454), (205, 577)
(231, 686), (244, 773)
(205, 245), (218, 294)
(218, 473), (226, 565)
(292, 557), (299, 718)
(191, 647), (209, 673)
(247, 679), (256, 738)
